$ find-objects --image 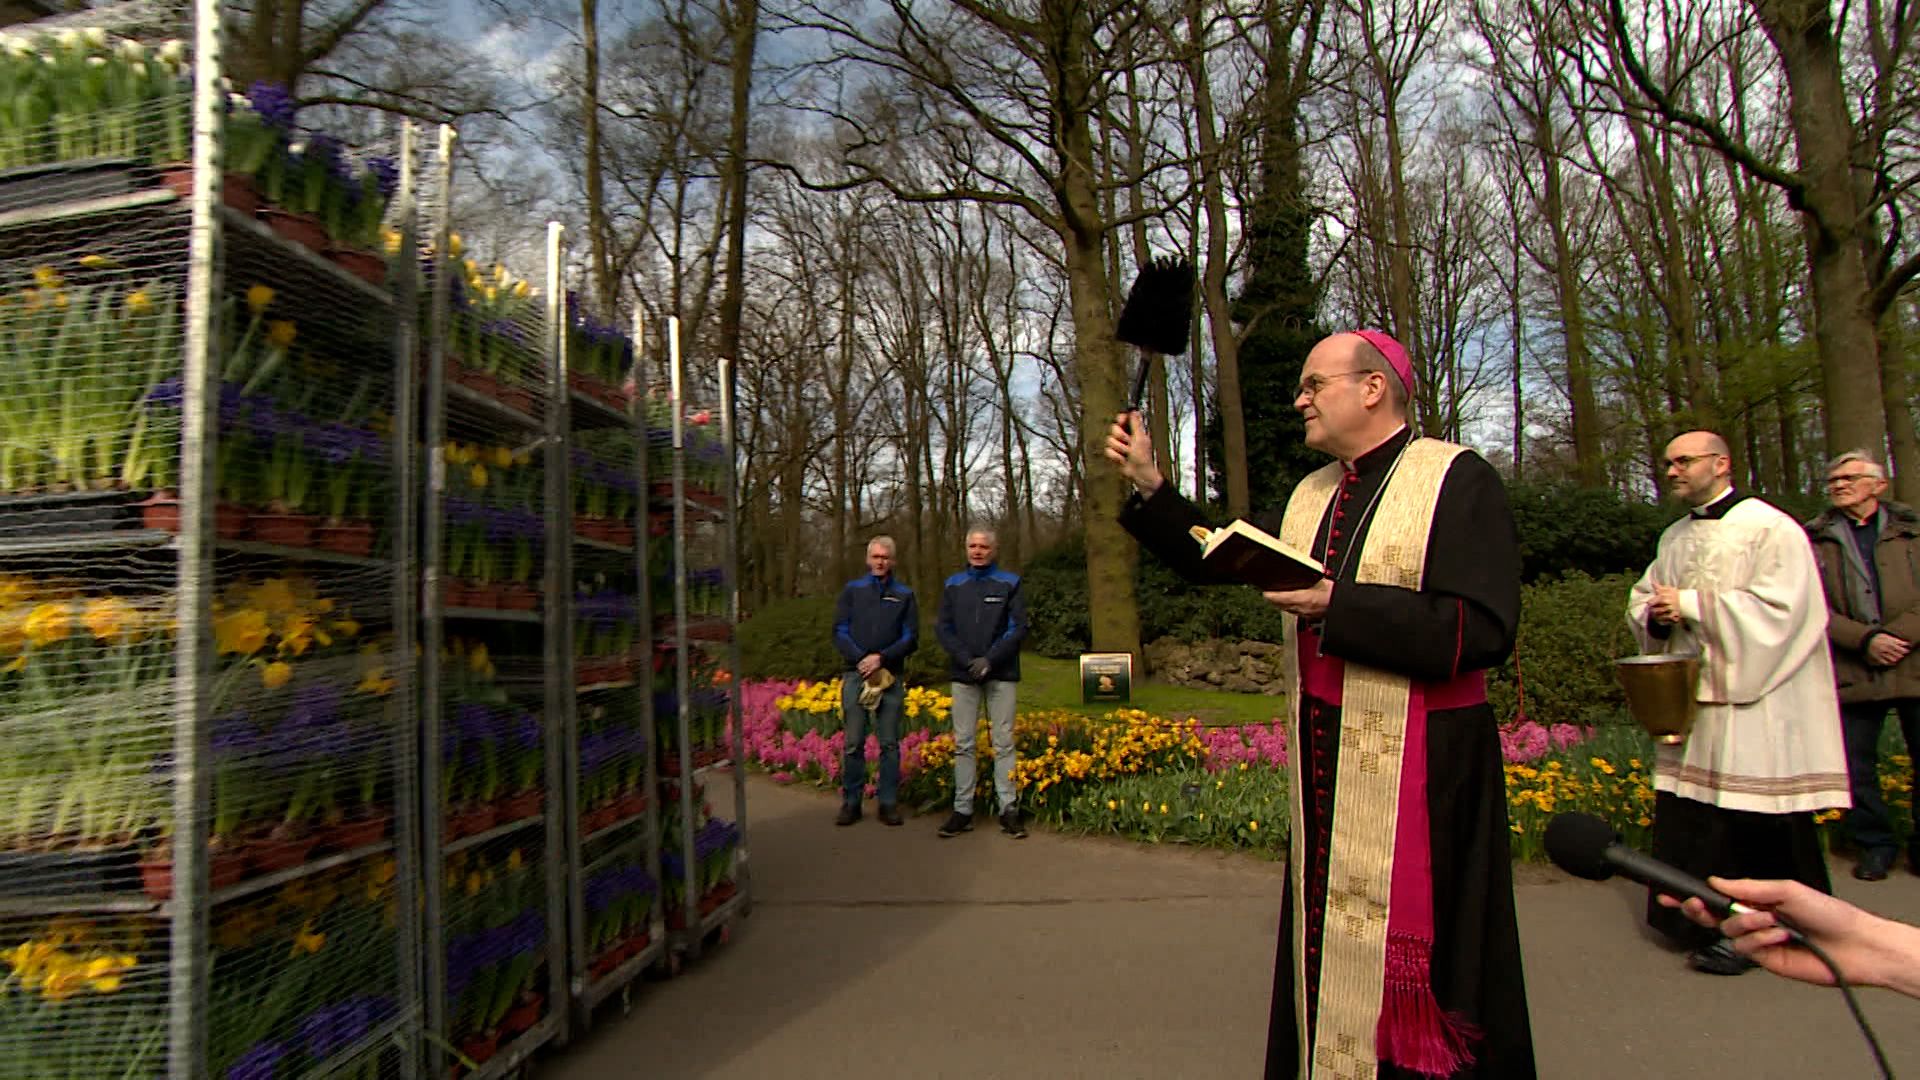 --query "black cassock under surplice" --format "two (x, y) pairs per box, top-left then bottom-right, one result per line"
(1121, 427), (1537, 1079)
